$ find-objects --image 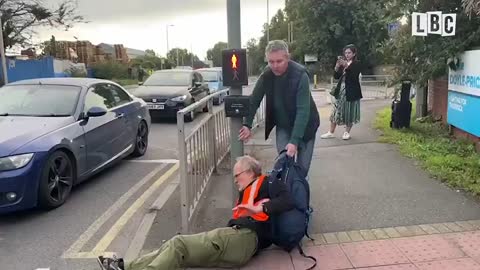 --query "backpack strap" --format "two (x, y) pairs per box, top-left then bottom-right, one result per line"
(297, 244), (317, 270)
(305, 207), (314, 241)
